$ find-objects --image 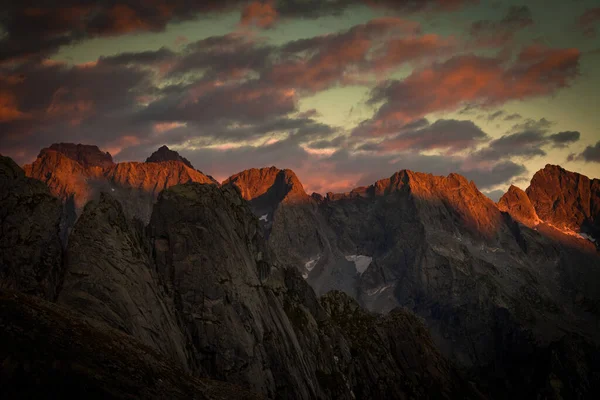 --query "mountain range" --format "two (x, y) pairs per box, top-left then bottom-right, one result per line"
(1, 142), (599, 399)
